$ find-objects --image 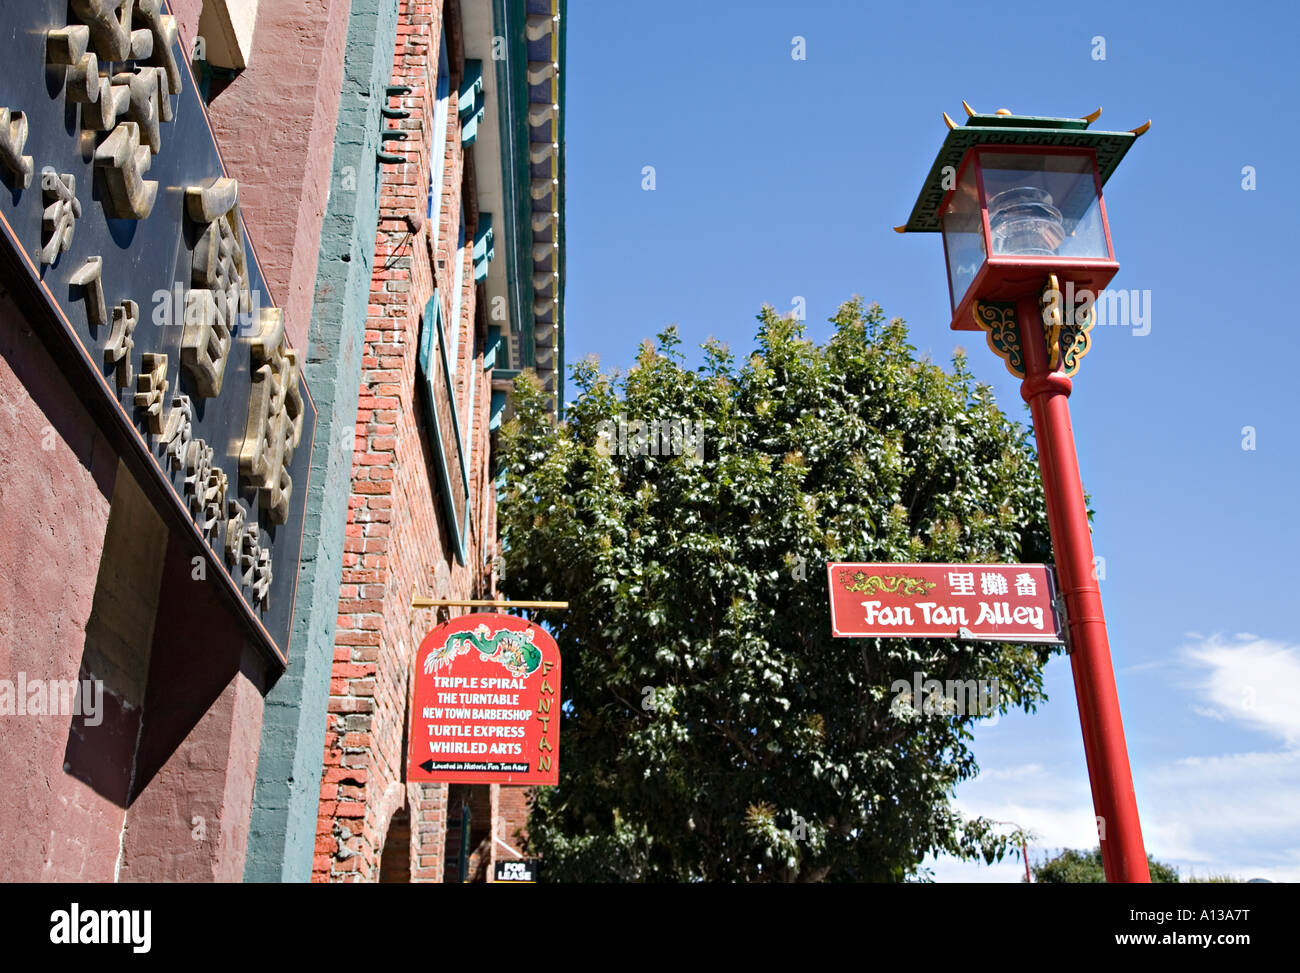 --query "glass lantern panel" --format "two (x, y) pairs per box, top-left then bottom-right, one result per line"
(941, 162), (984, 310)
(980, 152), (1109, 259)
